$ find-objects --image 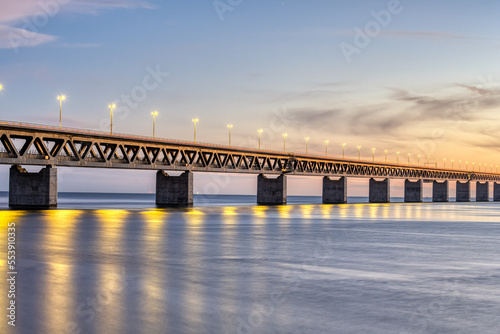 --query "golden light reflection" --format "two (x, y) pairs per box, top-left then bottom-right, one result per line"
(42, 210), (81, 333)
(321, 205), (333, 219)
(253, 206), (268, 217)
(95, 209), (128, 333)
(141, 209), (168, 229)
(0, 211), (25, 228)
(222, 207), (238, 216)
(277, 205), (292, 219)
(300, 204), (315, 219)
